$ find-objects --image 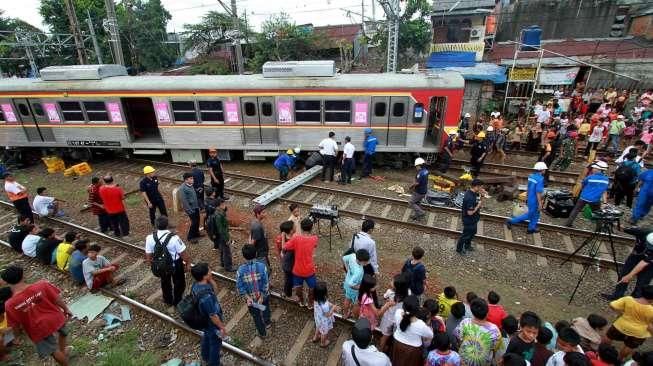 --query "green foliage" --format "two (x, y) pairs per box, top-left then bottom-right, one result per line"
(183, 11), (251, 58)
(0, 10), (44, 74)
(248, 13), (320, 72)
(98, 330), (158, 366)
(189, 59), (231, 75)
